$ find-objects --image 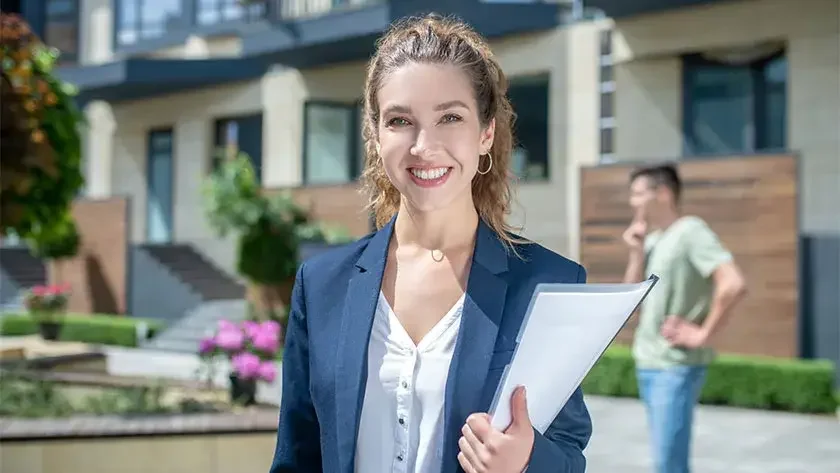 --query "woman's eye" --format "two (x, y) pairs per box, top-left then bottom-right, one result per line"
(441, 113), (463, 124)
(386, 117), (410, 127)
